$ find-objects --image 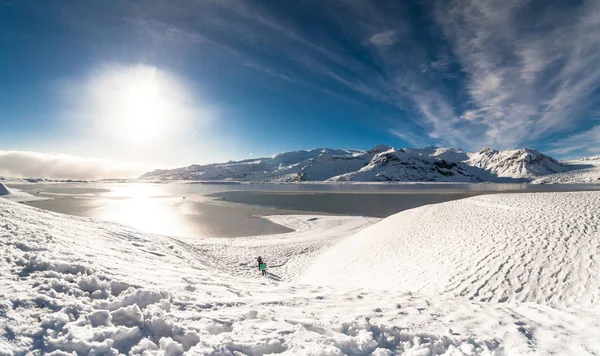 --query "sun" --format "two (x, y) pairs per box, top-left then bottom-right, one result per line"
(113, 66), (168, 144)
(118, 74), (165, 144)
(83, 64), (195, 148)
